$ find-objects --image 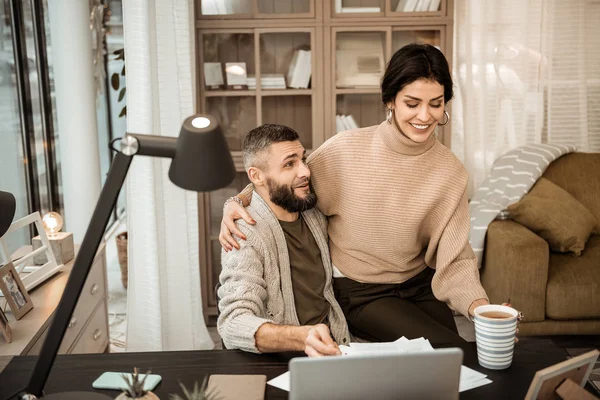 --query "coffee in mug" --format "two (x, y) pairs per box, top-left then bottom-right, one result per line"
(478, 311), (513, 319)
